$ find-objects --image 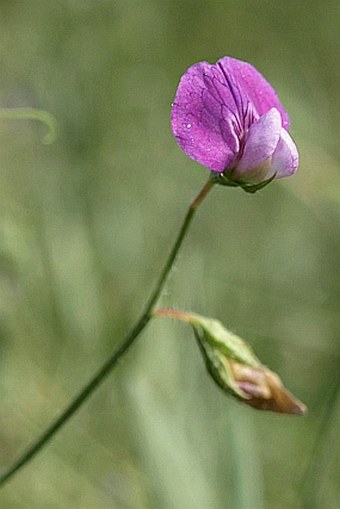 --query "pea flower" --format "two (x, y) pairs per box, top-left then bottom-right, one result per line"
(171, 57), (298, 191)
